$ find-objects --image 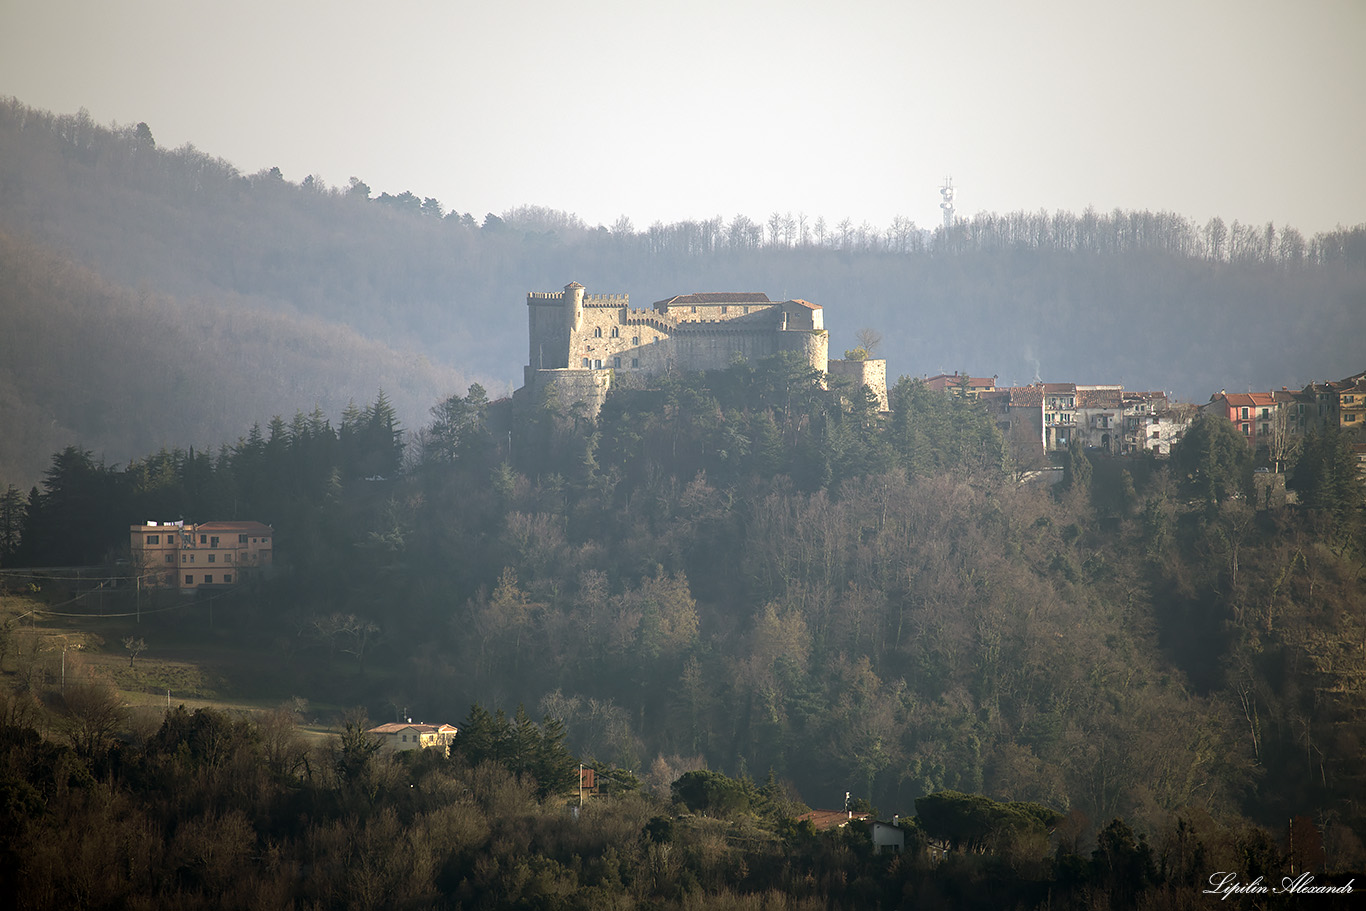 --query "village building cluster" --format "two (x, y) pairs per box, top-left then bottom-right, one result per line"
(923, 375), (1192, 457)
(928, 368), (1366, 475)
